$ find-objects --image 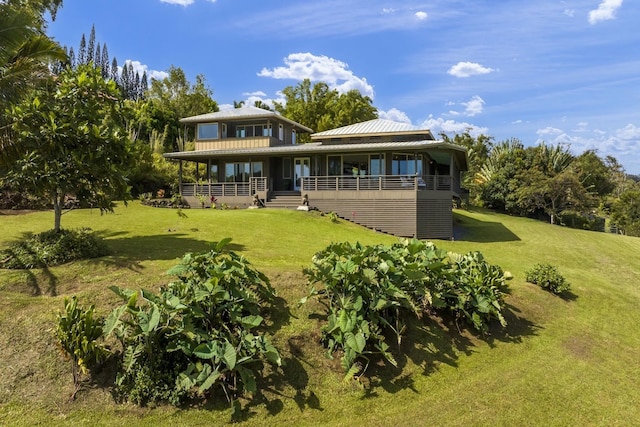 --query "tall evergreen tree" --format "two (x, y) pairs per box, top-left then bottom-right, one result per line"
(134, 71), (141, 101)
(94, 43), (101, 70)
(68, 46), (75, 68)
(101, 43), (109, 79)
(78, 34), (86, 65)
(87, 25), (96, 65)
(110, 57), (119, 84)
(140, 71), (148, 98)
